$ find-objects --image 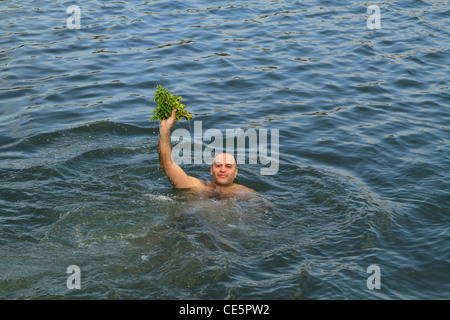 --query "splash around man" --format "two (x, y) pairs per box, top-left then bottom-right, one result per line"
(158, 109), (256, 198)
